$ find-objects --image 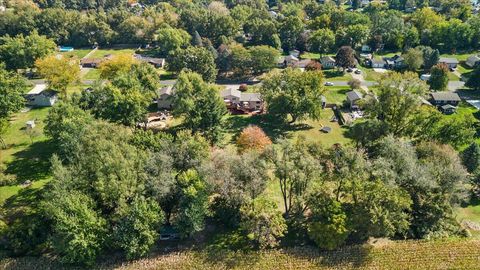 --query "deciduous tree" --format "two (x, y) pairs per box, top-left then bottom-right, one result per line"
(35, 55), (80, 98)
